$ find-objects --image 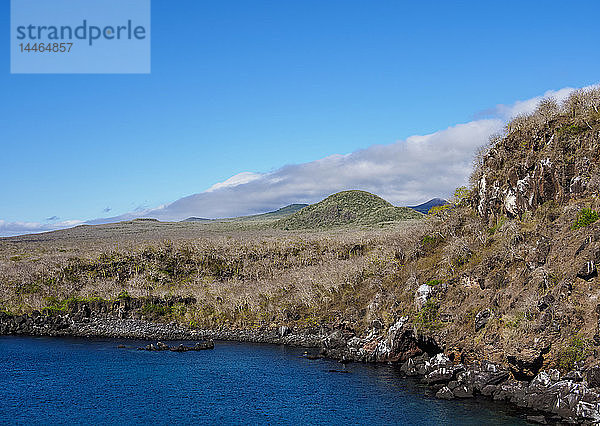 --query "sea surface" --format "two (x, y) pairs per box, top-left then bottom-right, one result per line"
(0, 336), (527, 425)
